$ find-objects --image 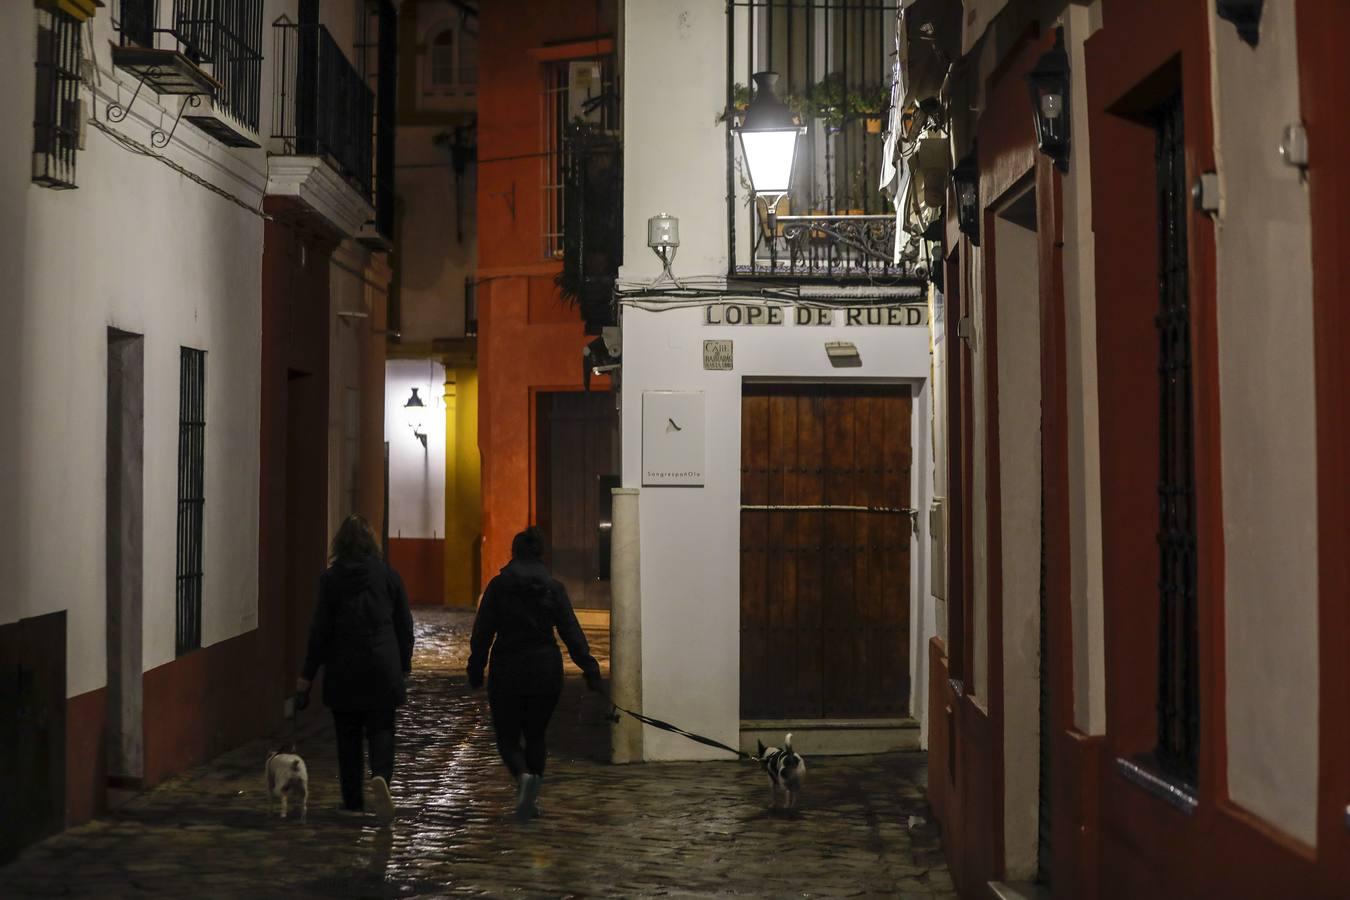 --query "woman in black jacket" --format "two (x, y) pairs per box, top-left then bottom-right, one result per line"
(468, 527), (601, 821)
(296, 515), (414, 819)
